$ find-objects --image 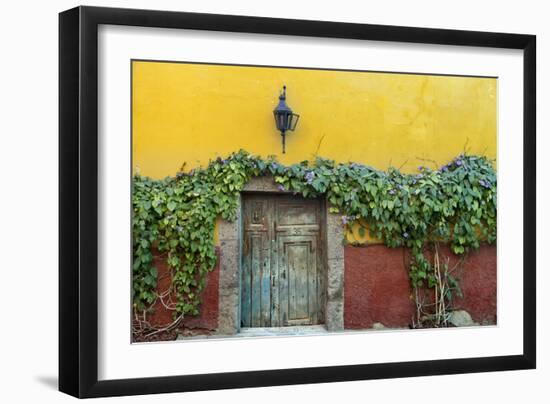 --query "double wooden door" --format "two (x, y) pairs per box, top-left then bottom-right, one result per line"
(241, 194), (324, 328)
